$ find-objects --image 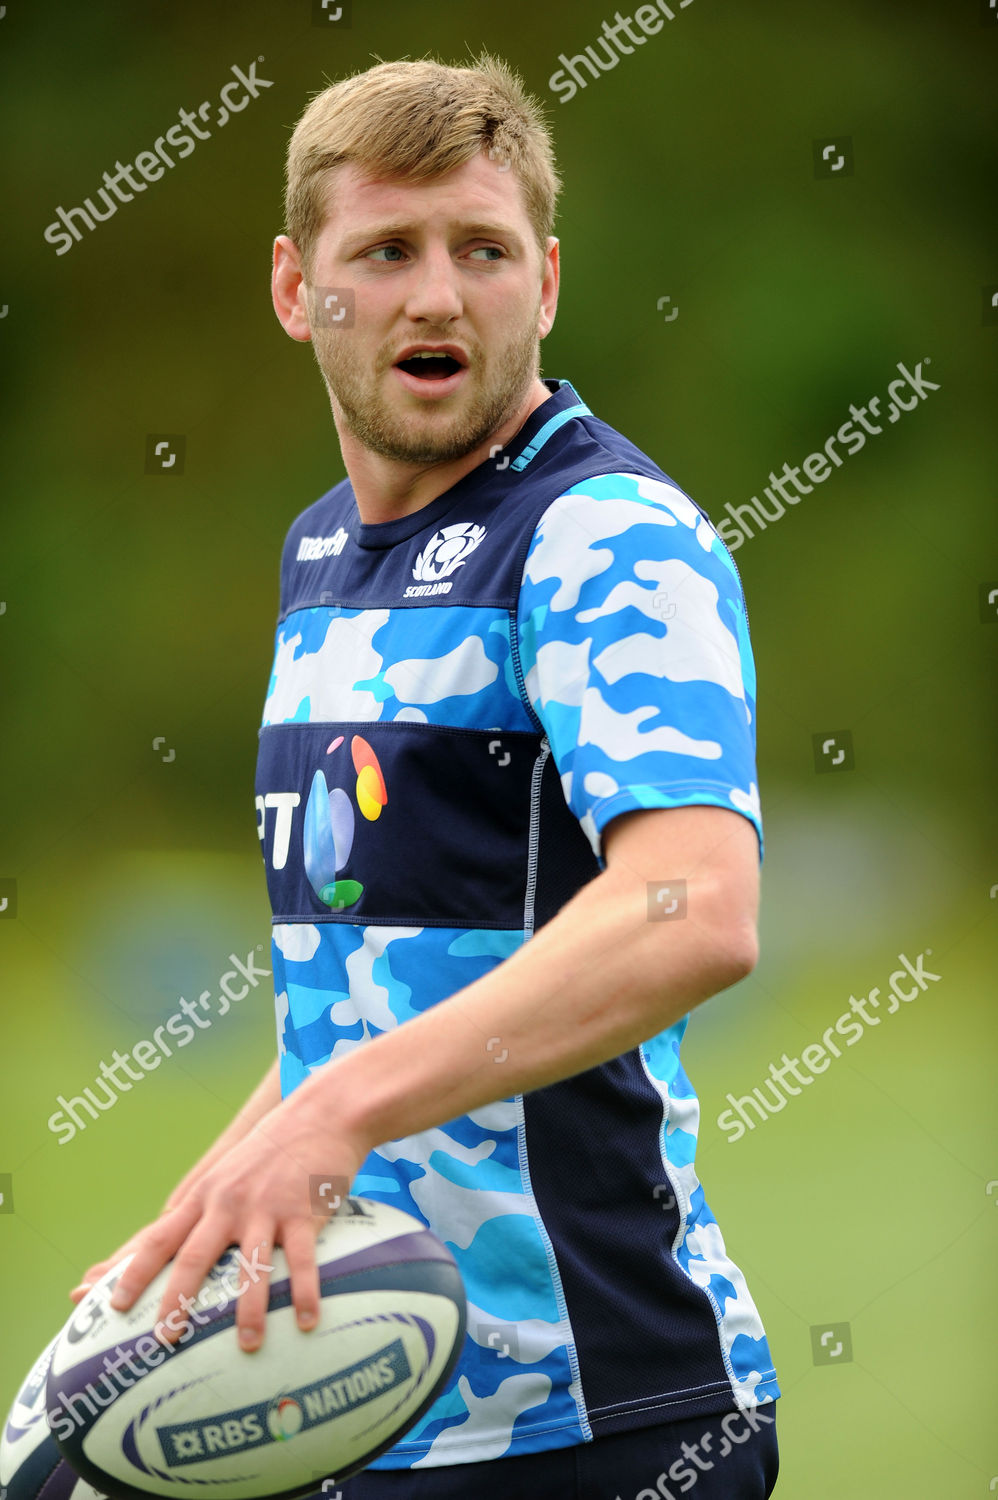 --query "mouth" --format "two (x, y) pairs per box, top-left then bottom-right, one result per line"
(392, 346), (469, 400)
(396, 352), (464, 380)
